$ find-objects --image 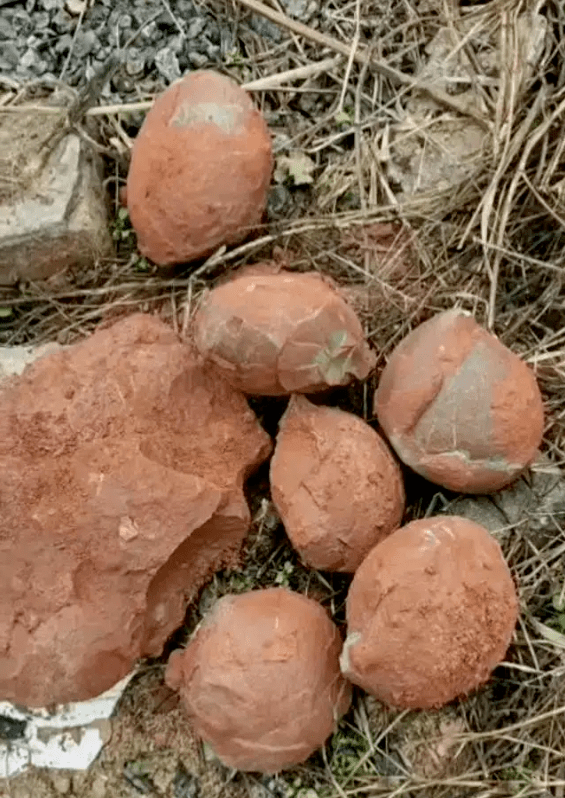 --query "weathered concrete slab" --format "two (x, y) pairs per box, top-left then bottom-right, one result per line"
(0, 109), (113, 284)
